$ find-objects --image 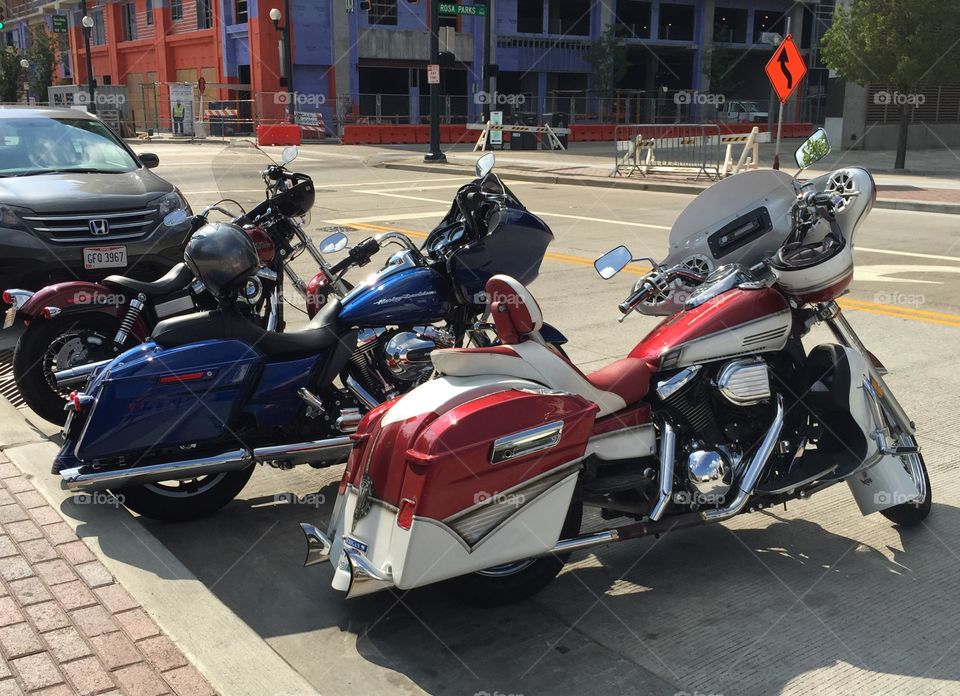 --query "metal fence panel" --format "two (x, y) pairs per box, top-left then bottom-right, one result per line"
(614, 124), (723, 180)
